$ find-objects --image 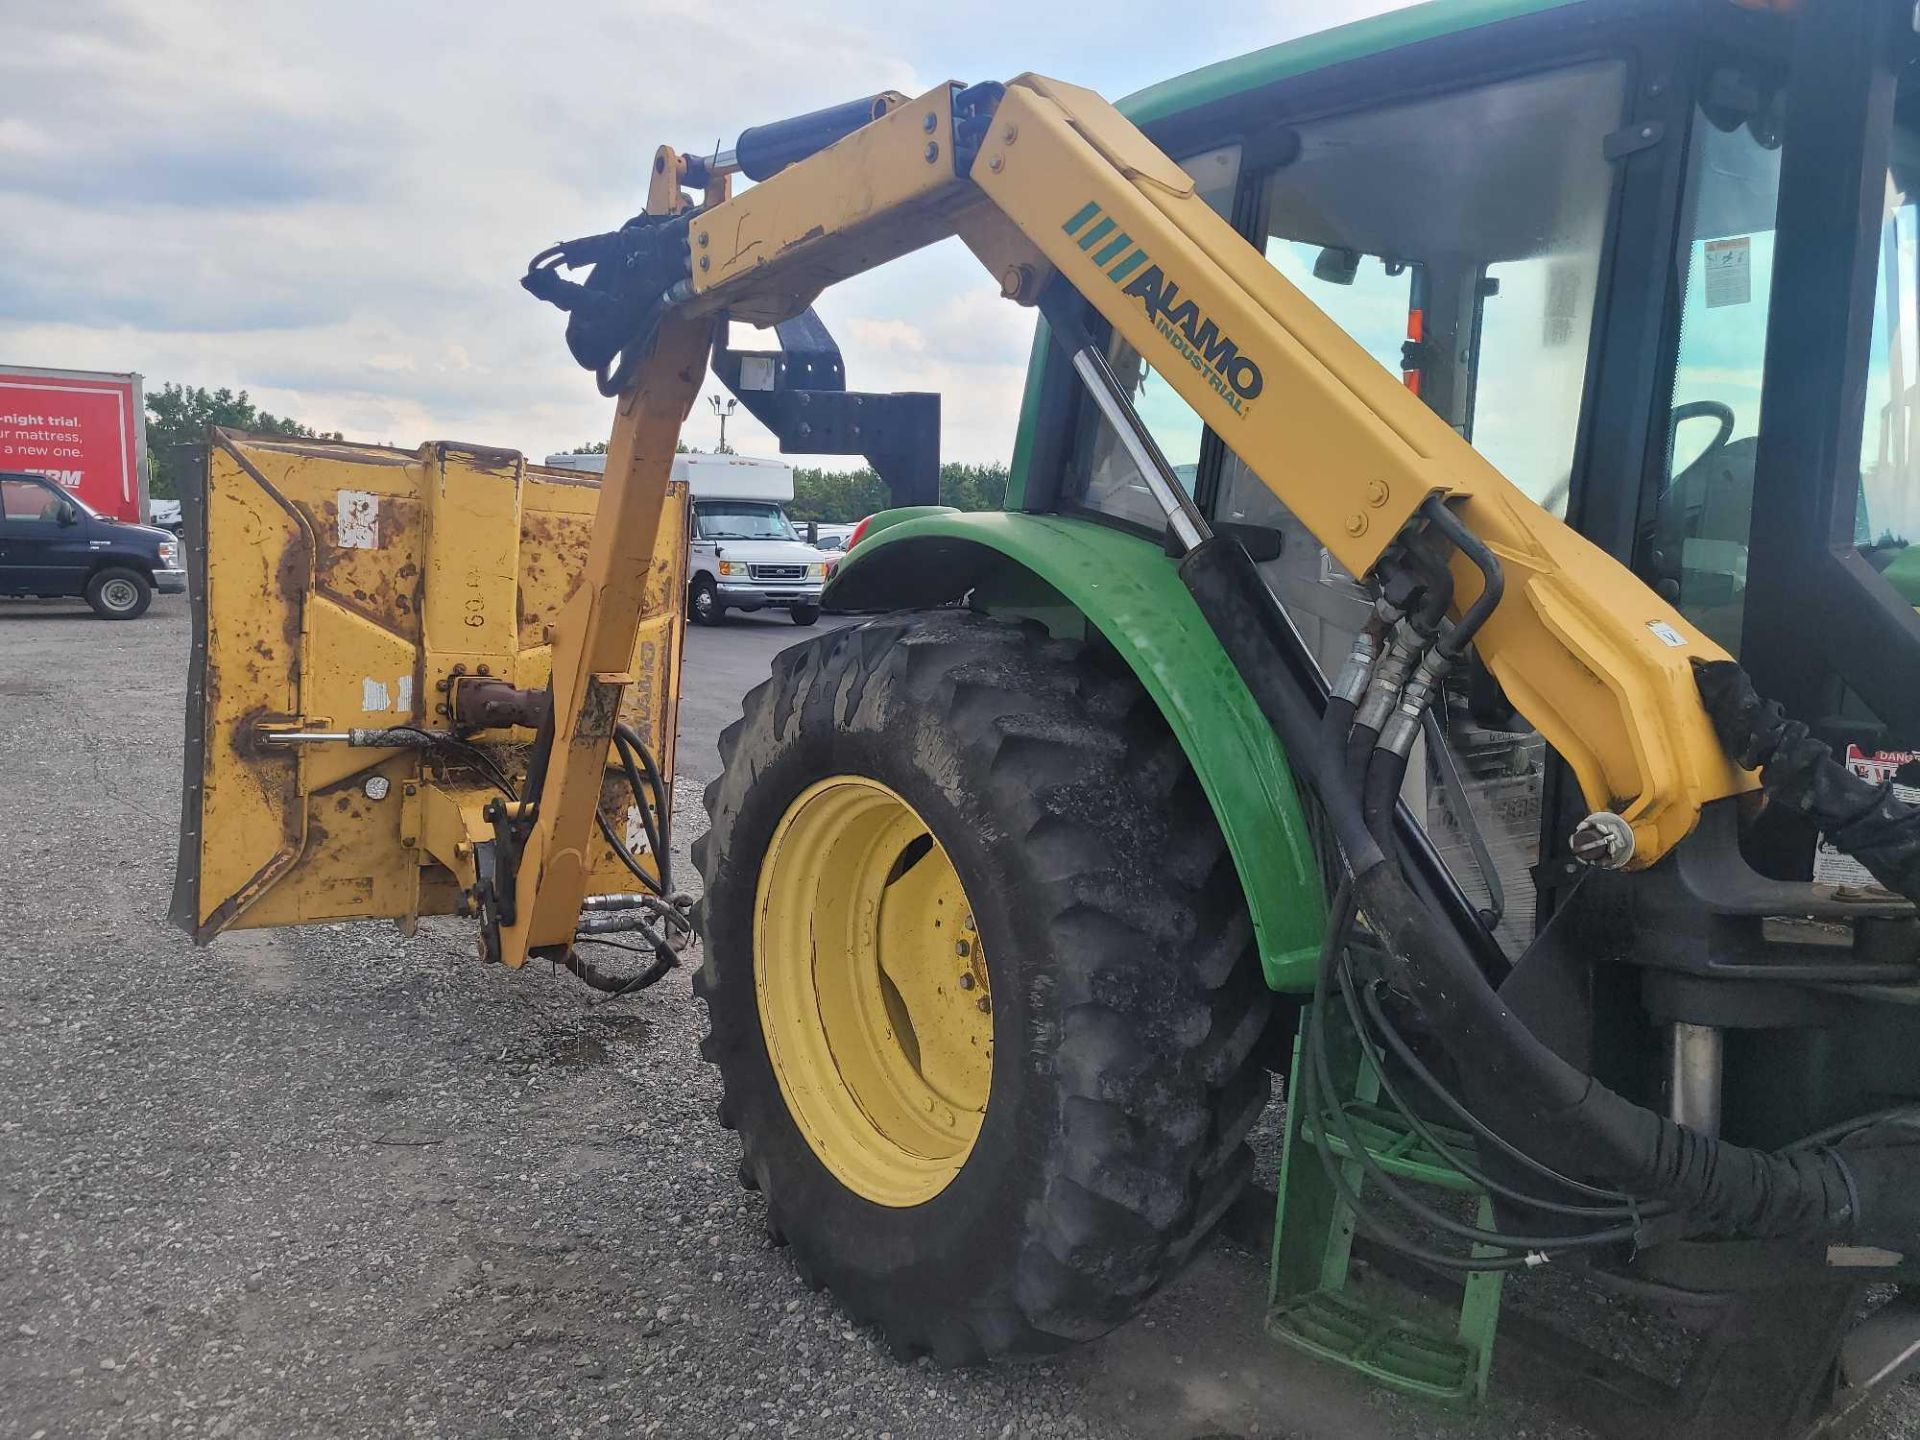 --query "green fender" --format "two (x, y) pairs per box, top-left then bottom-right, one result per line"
(827, 510), (1325, 991)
